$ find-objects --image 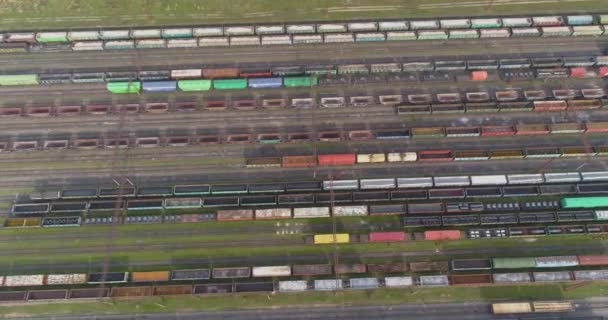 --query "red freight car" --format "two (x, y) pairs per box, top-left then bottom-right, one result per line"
(417, 150), (453, 161)
(481, 126), (516, 136)
(317, 154), (356, 166)
(424, 230), (461, 241)
(577, 255), (608, 266)
(369, 232), (406, 243)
